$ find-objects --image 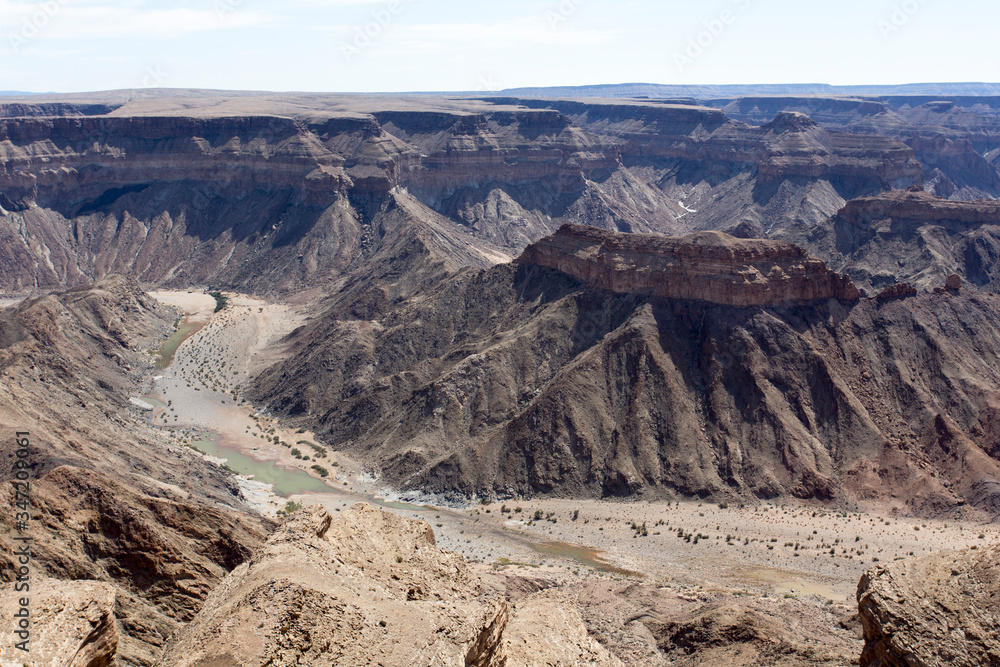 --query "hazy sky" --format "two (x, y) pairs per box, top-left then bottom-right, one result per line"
(0, 0), (996, 93)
